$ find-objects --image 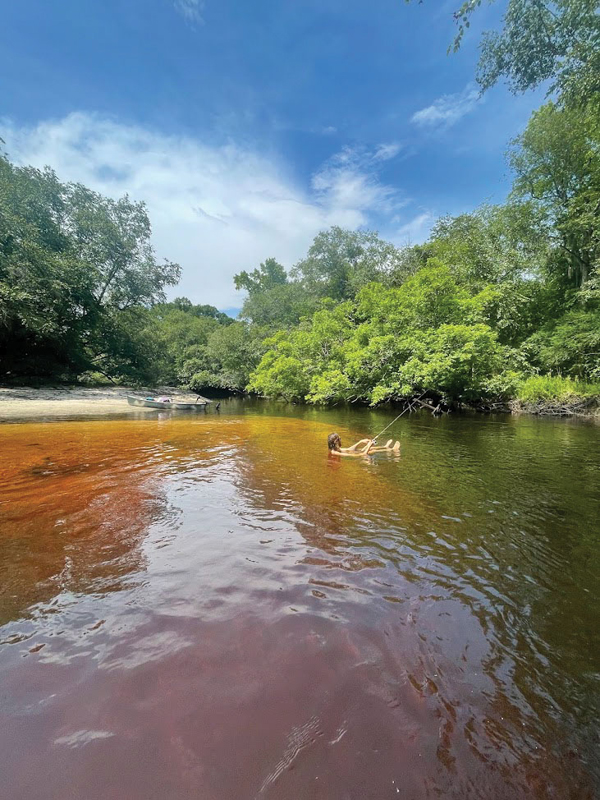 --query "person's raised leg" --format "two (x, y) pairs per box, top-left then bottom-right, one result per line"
(393, 441), (400, 452)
